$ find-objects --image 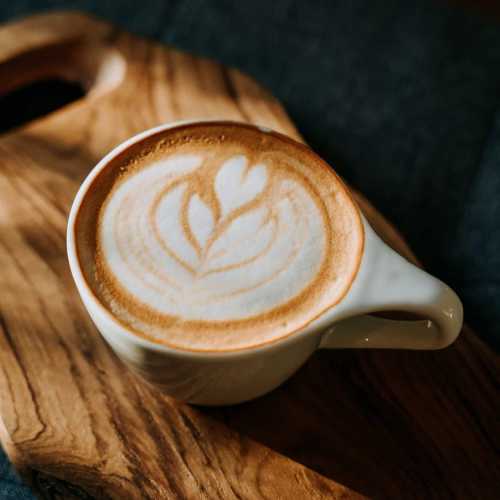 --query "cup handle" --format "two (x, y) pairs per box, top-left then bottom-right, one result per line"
(319, 221), (463, 350)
